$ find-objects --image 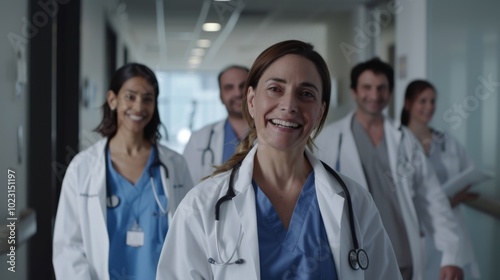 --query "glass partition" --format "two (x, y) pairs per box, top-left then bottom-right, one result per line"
(427, 1), (500, 278)
(156, 71), (227, 153)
